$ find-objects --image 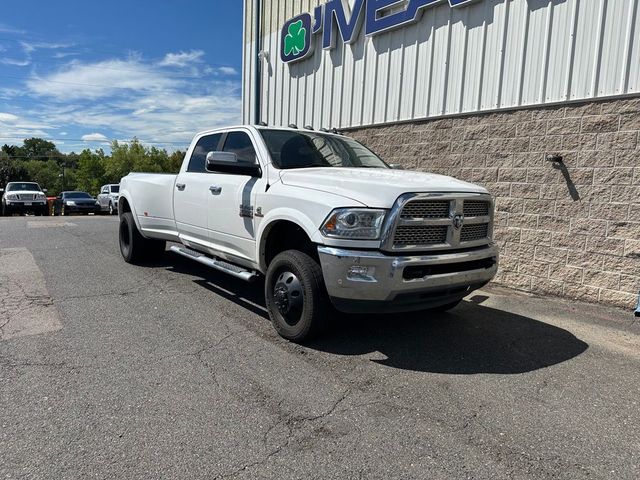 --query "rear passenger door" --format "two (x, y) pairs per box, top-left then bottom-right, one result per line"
(173, 133), (223, 247)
